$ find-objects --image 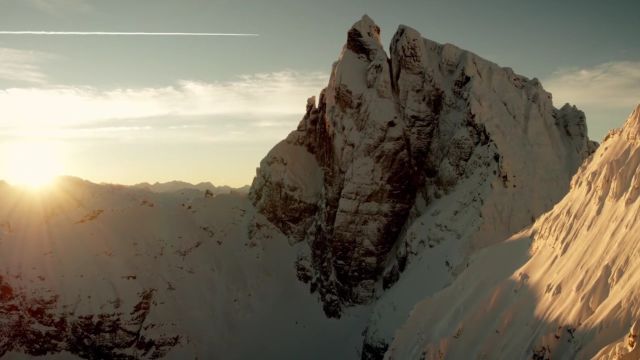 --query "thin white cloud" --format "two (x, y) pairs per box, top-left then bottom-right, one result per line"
(0, 47), (54, 84)
(26, 0), (92, 14)
(0, 71), (328, 134)
(0, 31), (259, 36)
(544, 61), (640, 109)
